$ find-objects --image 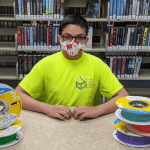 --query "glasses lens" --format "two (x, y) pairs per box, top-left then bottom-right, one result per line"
(62, 35), (72, 42)
(76, 36), (86, 43)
